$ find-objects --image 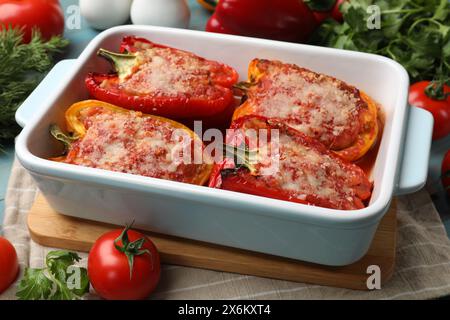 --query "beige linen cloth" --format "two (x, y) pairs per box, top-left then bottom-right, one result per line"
(2, 158), (450, 300)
